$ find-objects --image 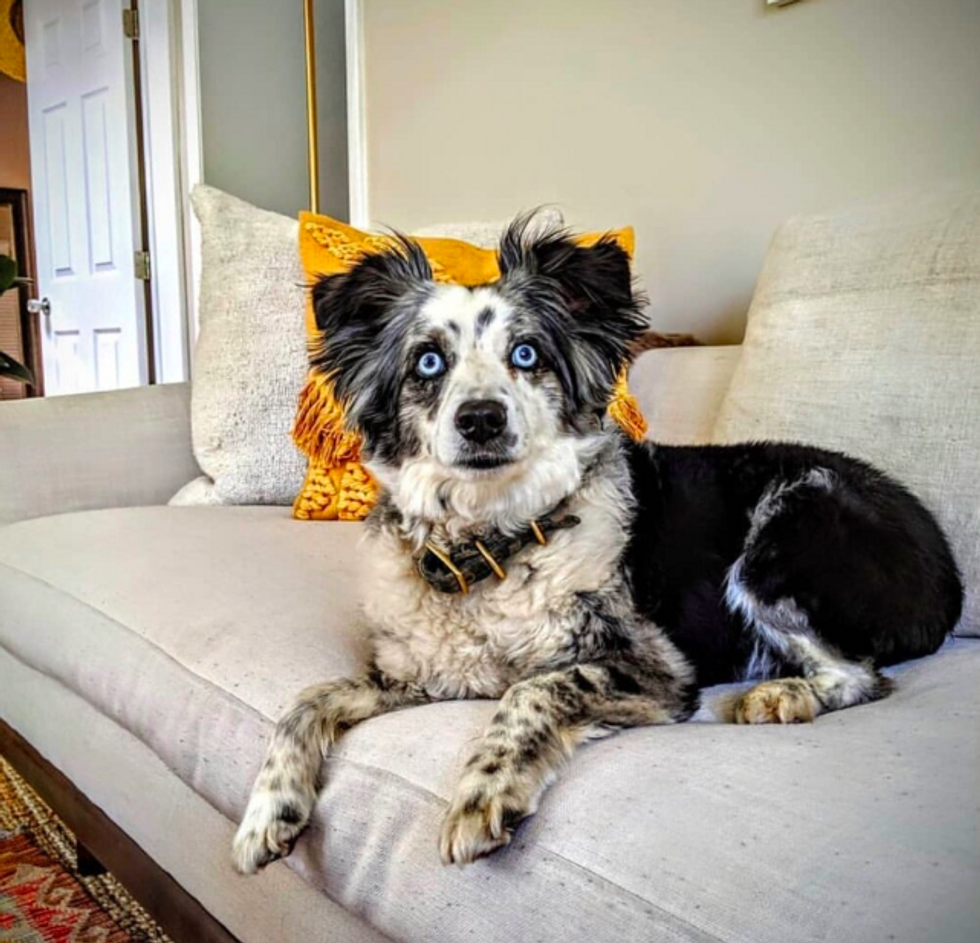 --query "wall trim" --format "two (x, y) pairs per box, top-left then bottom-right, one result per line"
(144, 0), (358, 366)
(176, 0), (204, 351)
(135, 0), (203, 381)
(140, 0), (188, 384)
(345, 0), (369, 227)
